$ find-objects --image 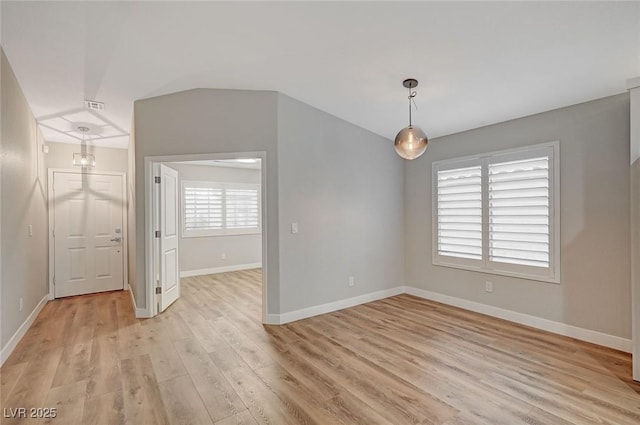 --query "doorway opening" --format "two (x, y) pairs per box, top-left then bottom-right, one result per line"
(145, 152), (267, 323)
